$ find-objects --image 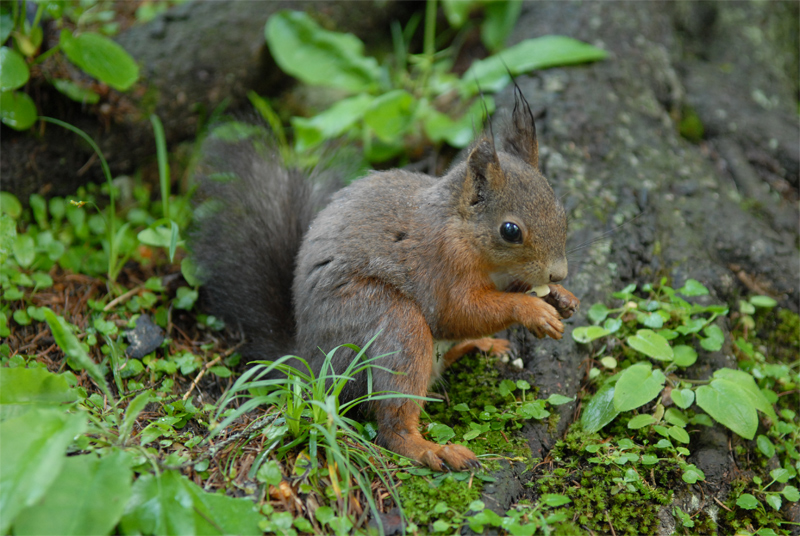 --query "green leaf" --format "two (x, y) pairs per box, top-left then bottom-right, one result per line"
(0, 367), (75, 407)
(670, 388), (694, 409)
(363, 89), (416, 143)
(12, 450), (132, 536)
(174, 286), (198, 310)
(119, 391), (151, 444)
(0, 89), (36, 130)
(696, 379), (758, 439)
(641, 454), (659, 465)
(52, 79), (101, 104)
(541, 494), (571, 507)
(442, 0), (473, 27)
(613, 364), (666, 412)
(265, 10), (379, 92)
(627, 414), (656, 429)
(736, 493), (759, 510)
(678, 279), (709, 296)
(1, 192), (22, 219)
(119, 470), (261, 535)
(770, 468), (791, 483)
(12, 232), (35, 268)
(292, 93), (373, 151)
(0, 408), (87, 534)
(546, 394), (574, 406)
(682, 465), (705, 484)
(700, 324), (724, 352)
(0, 10), (13, 44)
(672, 345), (698, 367)
(481, 0), (523, 52)
(604, 317), (622, 333)
(429, 423), (455, 444)
(42, 308), (111, 399)
(668, 425), (690, 444)
(580, 382), (619, 433)
(60, 31), (139, 91)
(0, 46), (30, 91)
(421, 97), (492, 148)
(463, 35), (608, 95)
(256, 460), (283, 487)
(626, 329), (673, 361)
(782, 485), (799, 502)
(713, 368), (777, 421)
(587, 303), (610, 324)
(765, 494), (782, 511)
(756, 435), (775, 458)
(749, 295), (777, 308)
(572, 326), (610, 343)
